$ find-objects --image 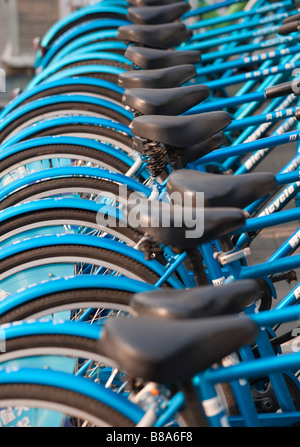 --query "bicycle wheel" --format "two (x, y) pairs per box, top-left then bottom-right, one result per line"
(0, 323), (103, 364)
(0, 238), (163, 289)
(0, 97), (132, 143)
(3, 79), (124, 115)
(0, 140), (136, 183)
(0, 203), (141, 247)
(0, 370), (139, 427)
(0, 174), (148, 210)
(2, 118), (133, 155)
(0, 279), (144, 323)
